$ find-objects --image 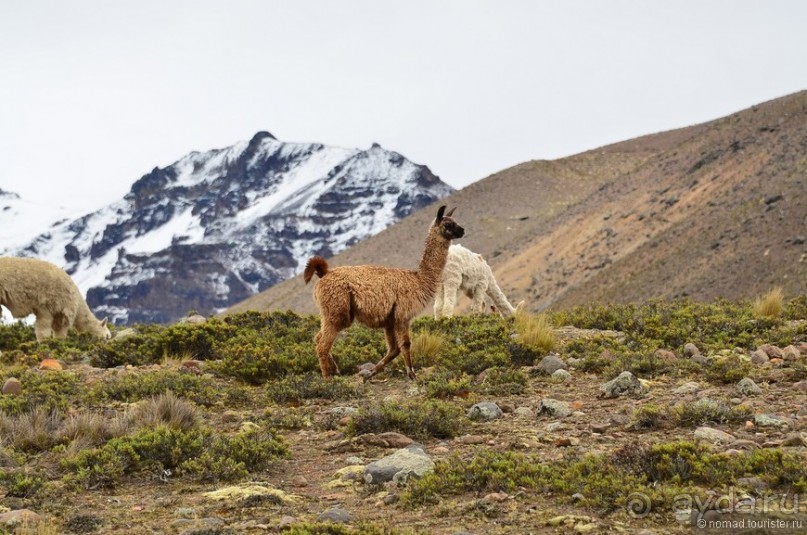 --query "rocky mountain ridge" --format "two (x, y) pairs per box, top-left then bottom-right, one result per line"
(2, 133), (453, 324)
